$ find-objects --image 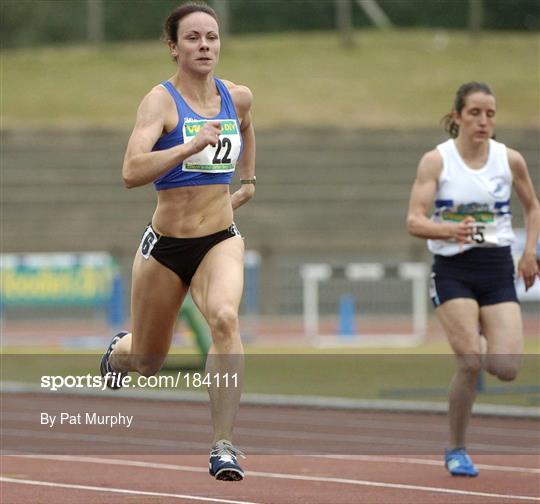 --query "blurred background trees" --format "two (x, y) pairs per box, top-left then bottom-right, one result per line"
(2, 0), (539, 49)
